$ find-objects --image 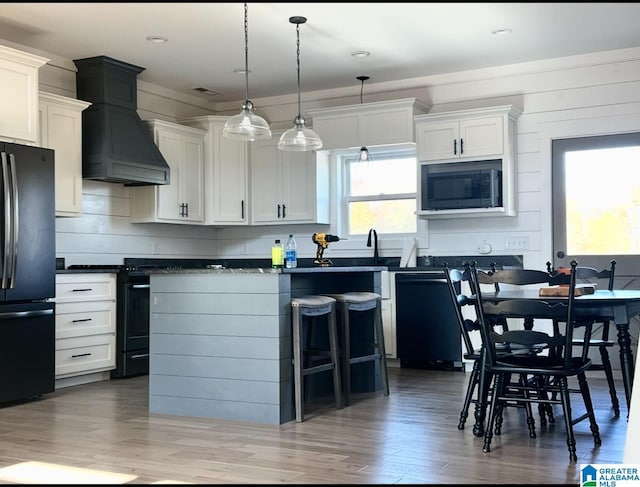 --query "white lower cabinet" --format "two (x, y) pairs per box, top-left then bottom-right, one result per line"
(381, 271), (397, 359)
(54, 273), (116, 387)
